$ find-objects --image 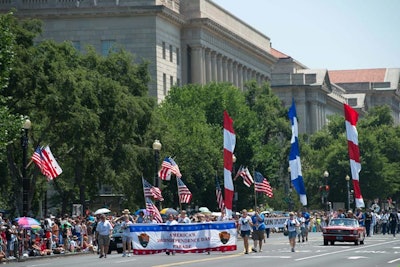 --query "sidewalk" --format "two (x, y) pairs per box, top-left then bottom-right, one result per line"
(2, 250), (93, 264)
